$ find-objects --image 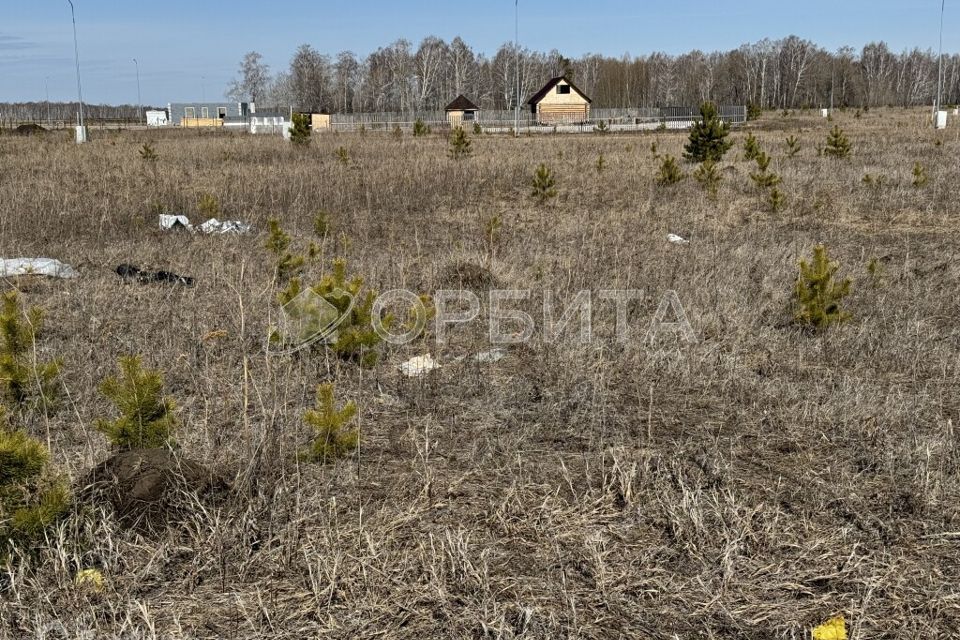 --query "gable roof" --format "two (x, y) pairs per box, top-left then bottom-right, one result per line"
(526, 76), (592, 105)
(445, 94), (480, 111)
